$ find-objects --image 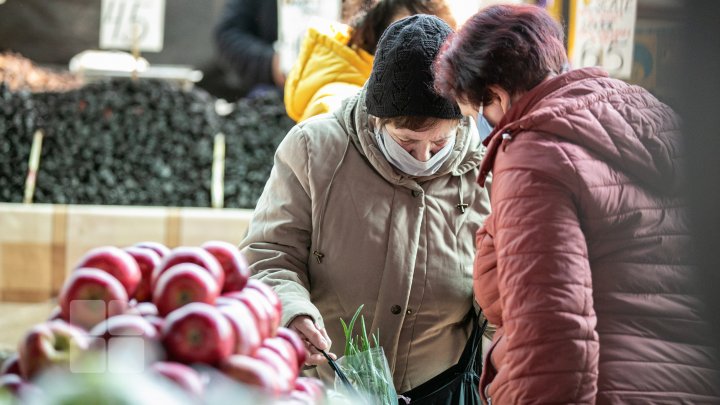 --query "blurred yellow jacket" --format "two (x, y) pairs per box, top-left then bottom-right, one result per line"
(284, 20), (373, 122)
